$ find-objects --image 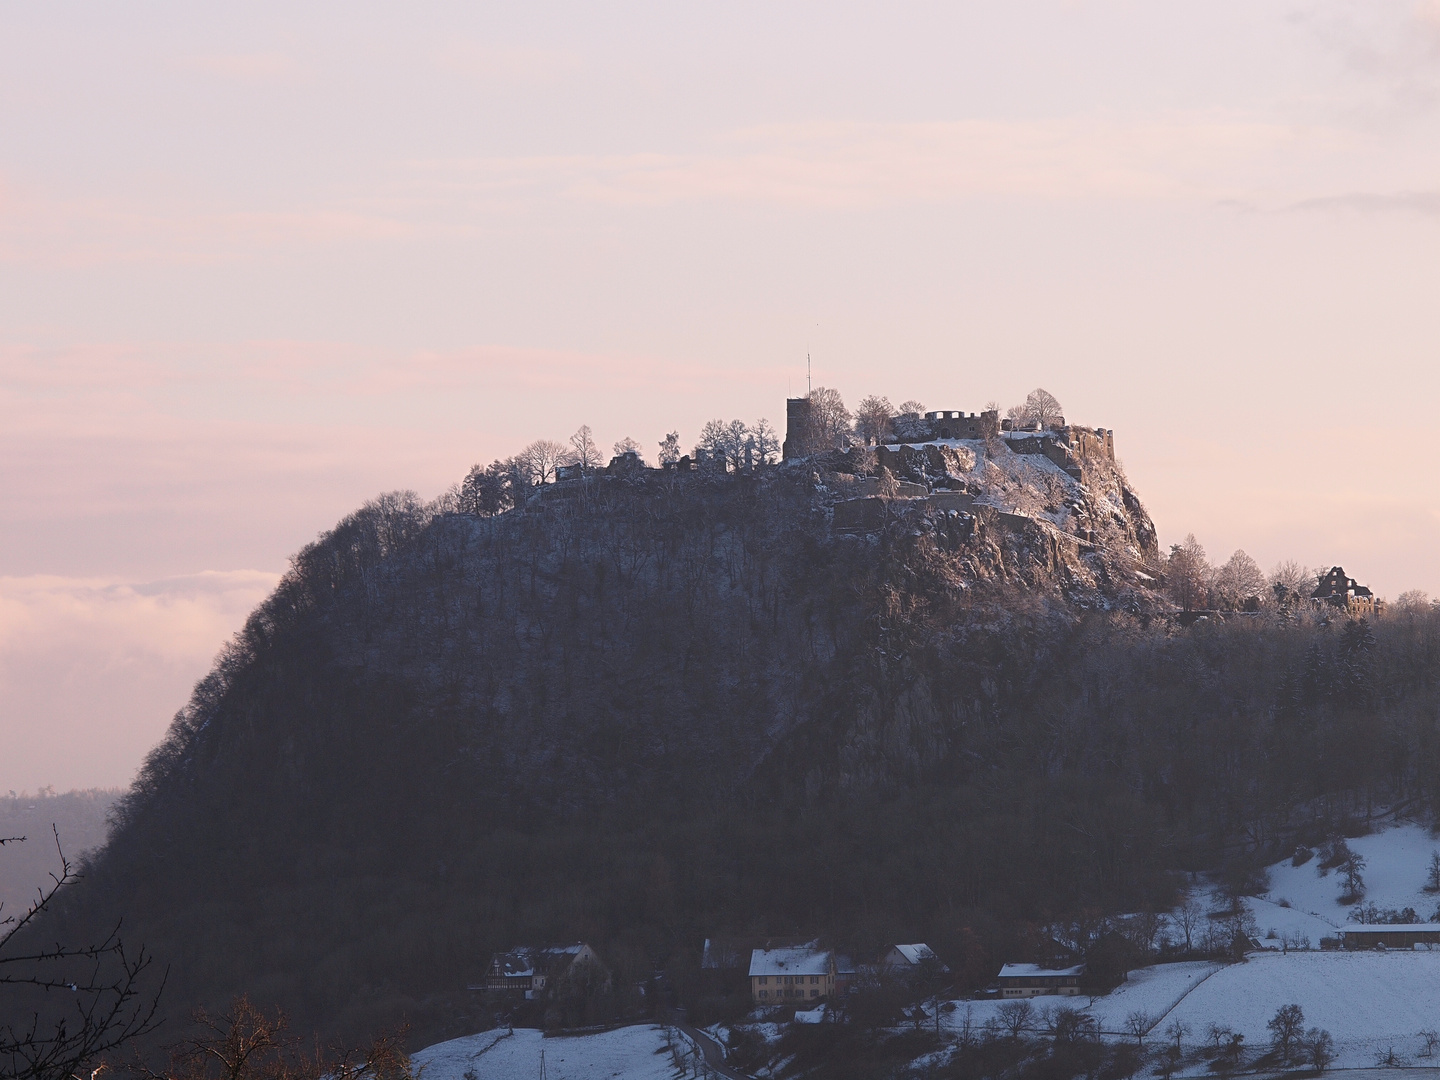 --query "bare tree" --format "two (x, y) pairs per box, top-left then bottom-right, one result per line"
(657, 432), (681, 465)
(1268, 559), (1312, 605)
(1122, 910), (1162, 956)
(568, 426), (602, 470)
(2, 829), (163, 1080)
(1165, 1018), (1190, 1052)
(750, 419), (780, 464)
(136, 995), (414, 1080)
(521, 440), (567, 484)
(1267, 1004), (1305, 1064)
(1304, 1028), (1335, 1073)
(696, 420), (747, 470)
(1175, 896), (1203, 954)
(997, 999), (1033, 1039)
(801, 387), (851, 454)
(1023, 388), (1065, 428)
(1124, 1011), (1149, 1045)
(612, 437), (644, 463)
(853, 395), (894, 446)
